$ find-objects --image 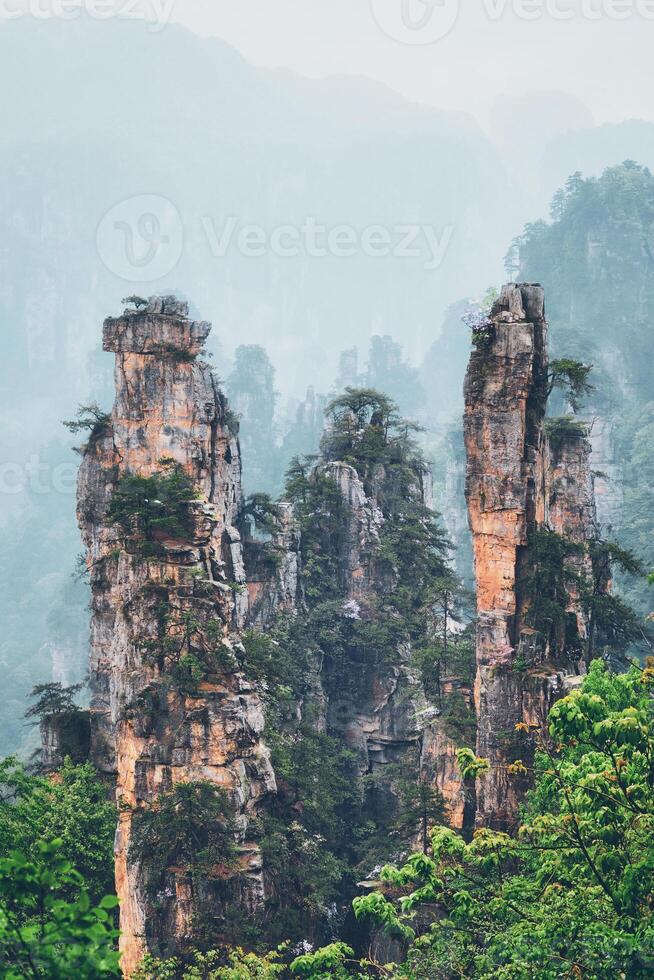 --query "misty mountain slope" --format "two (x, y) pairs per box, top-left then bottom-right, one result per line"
(0, 14), (520, 756)
(0, 15), (516, 404)
(540, 119), (654, 205)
